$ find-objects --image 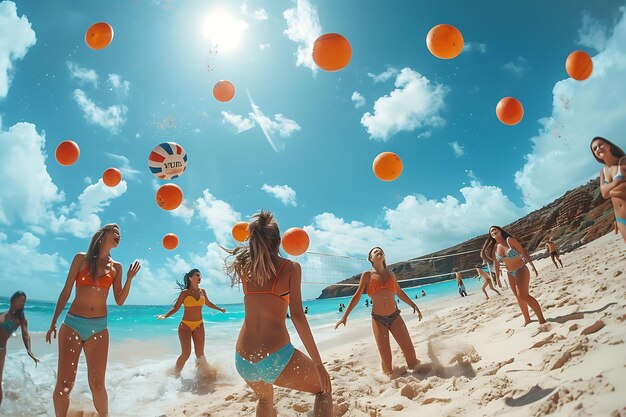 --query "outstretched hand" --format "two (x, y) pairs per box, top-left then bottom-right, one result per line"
(127, 261), (141, 280)
(334, 316), (347, 329)
(28, 350), (40, 366)
(413, 305), (423, 321)
(45, 325), (56, 344)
